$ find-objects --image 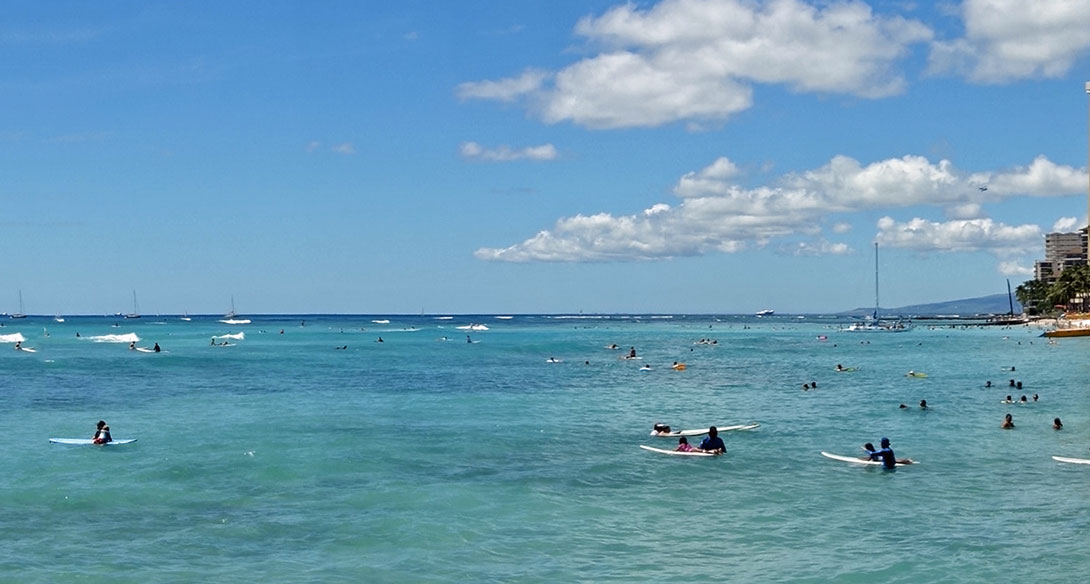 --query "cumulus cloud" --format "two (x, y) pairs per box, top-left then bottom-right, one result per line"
(475, 154), (1084, 263)
(832, 222), (853, 234)
(1052, 216), (1079, 232)
(929, 0), (1090, 82)
(998, 261), (1034, 276)
(458, 0), (931, 129)
(875, 216), (1041, 256)
(459, 141), (558, 162)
